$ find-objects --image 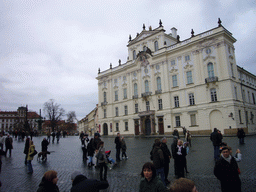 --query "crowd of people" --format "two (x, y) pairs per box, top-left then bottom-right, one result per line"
(0, 127), (246, 191)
